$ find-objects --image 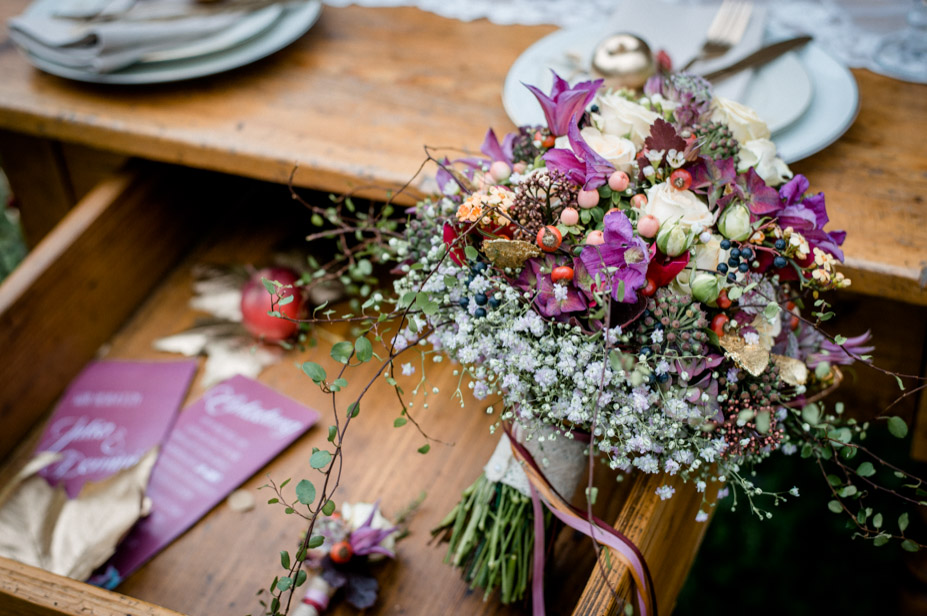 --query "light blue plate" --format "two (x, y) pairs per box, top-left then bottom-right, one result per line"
(20, 0), (322, 85)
